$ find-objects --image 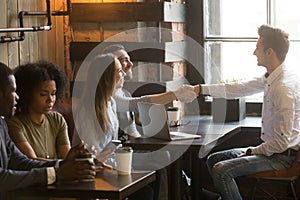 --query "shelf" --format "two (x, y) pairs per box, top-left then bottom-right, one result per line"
(70, 41), (186, 63)
(69, 2), (187, 98)
(70, 2), (185, 23)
